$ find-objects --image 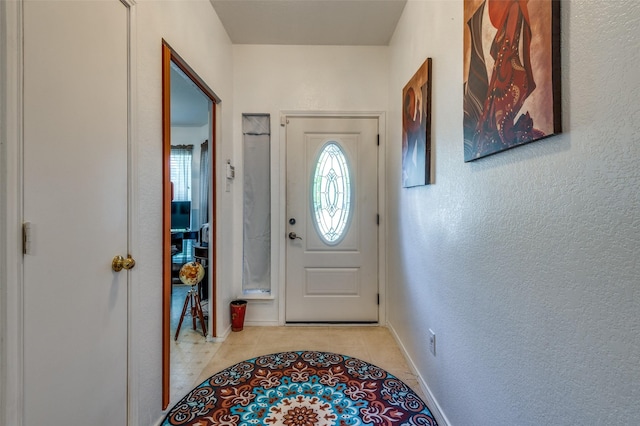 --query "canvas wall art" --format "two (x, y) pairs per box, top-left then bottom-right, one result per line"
(402, 58), (432, 187)
(463, 0), (561, 162)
